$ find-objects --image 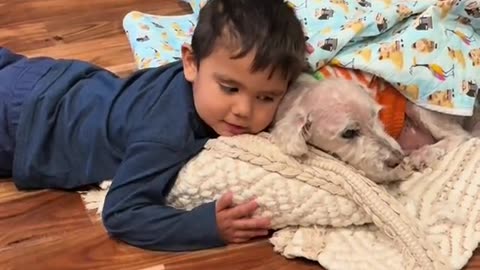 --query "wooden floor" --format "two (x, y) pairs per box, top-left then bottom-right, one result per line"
(0, 0), (478, 269)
